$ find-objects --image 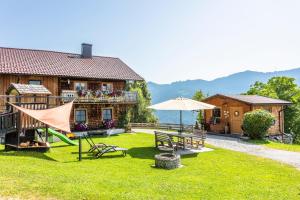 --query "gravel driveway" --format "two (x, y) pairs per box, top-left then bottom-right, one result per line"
(133, 129), (300, 170)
